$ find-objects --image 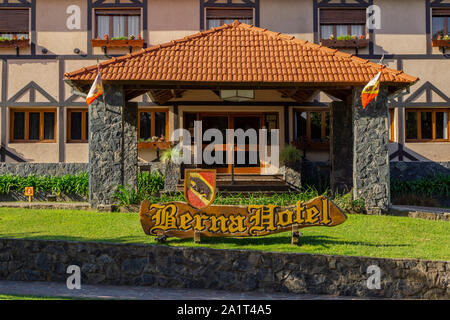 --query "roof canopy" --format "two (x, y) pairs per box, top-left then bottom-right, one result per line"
(65, 21), (418, 103)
